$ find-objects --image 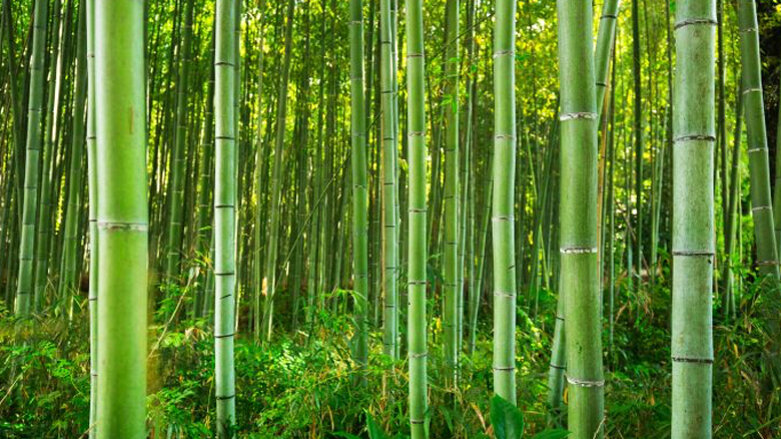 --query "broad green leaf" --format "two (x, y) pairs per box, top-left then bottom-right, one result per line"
(490, 394), (524, 439)
(367, 413), (387, 439)
(531, 429), (571, 439)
